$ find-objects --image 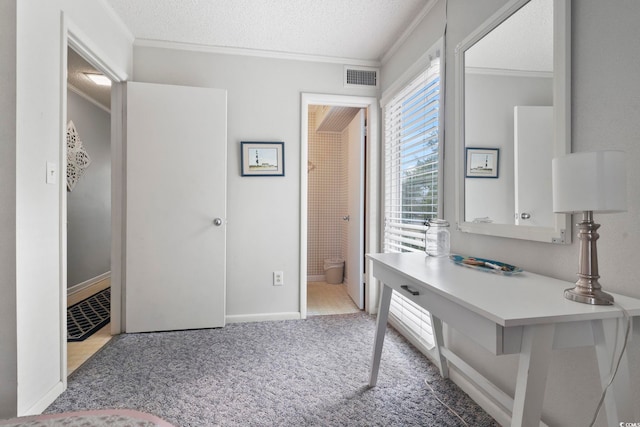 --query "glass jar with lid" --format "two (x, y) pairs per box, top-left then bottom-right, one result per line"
(425, 219), (450, 257)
